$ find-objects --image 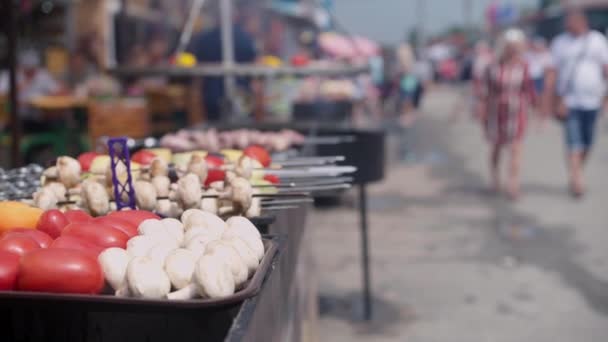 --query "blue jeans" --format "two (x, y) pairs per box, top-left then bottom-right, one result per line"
(533, 78), (544, 94)
(565, 108), (600, 152)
